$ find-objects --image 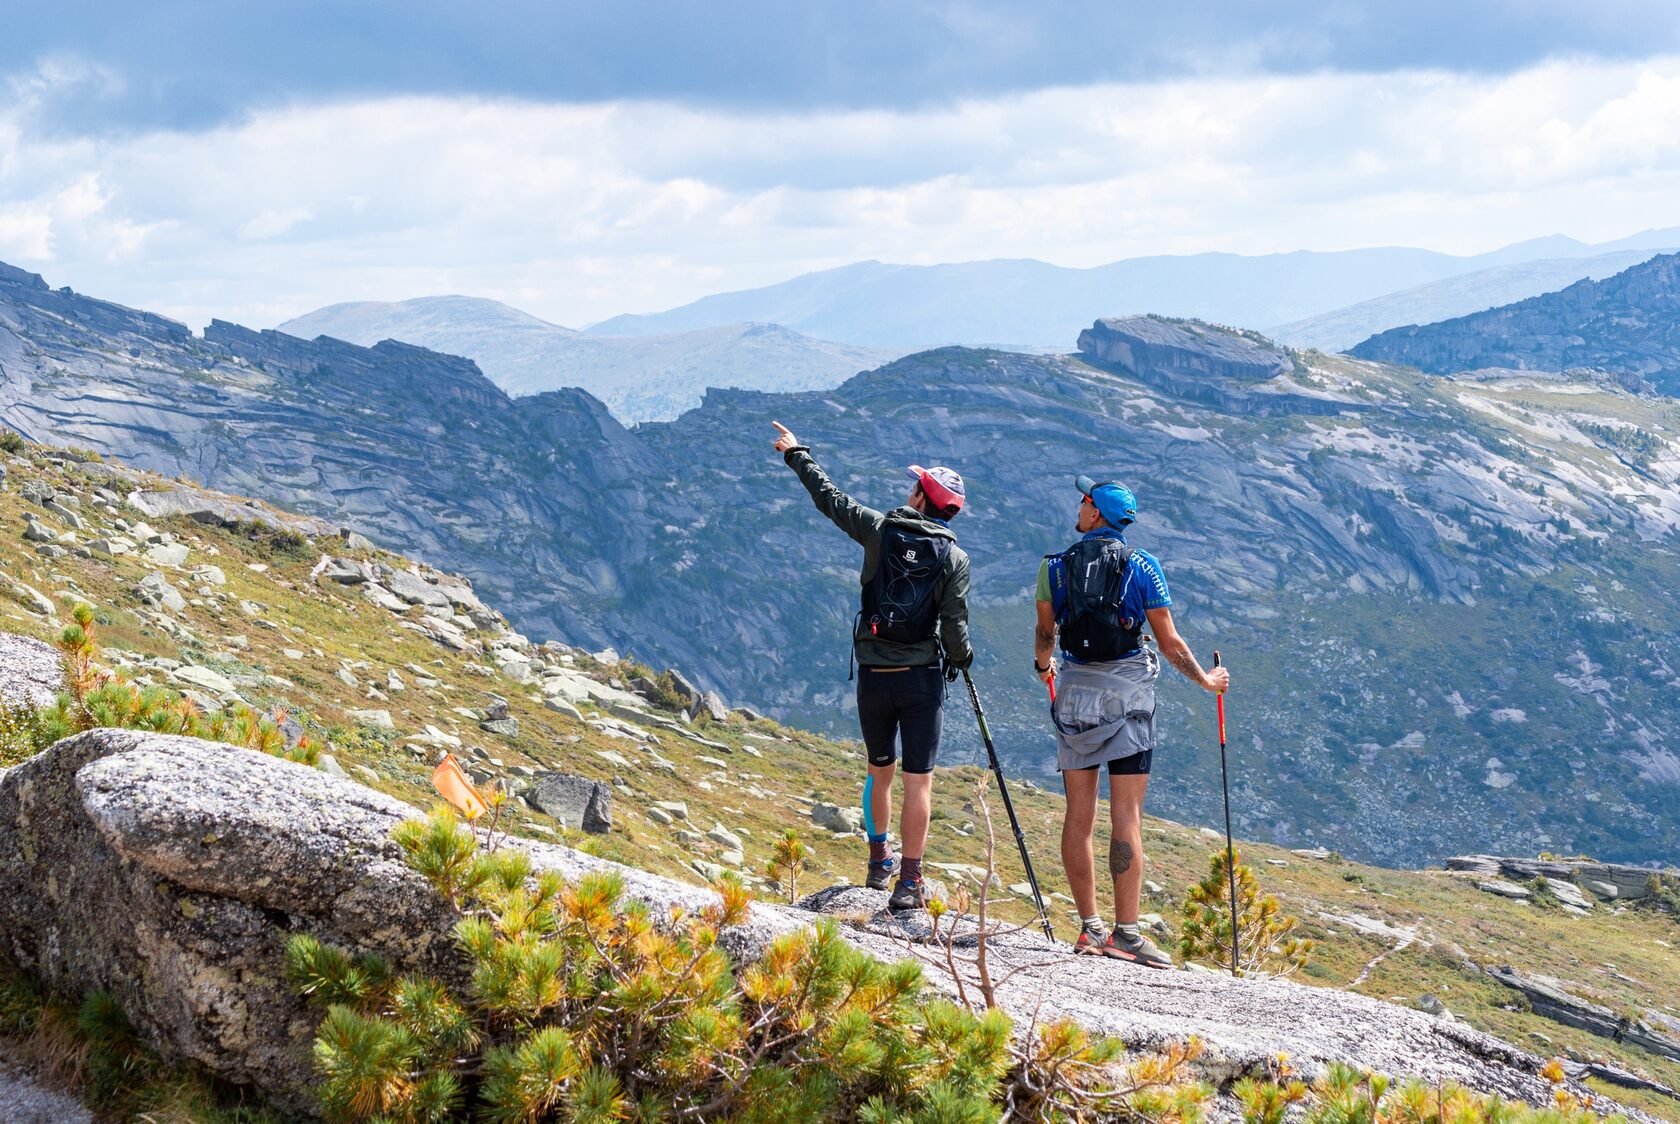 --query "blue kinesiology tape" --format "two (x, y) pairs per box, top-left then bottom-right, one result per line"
(863, 775), (880, 838)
